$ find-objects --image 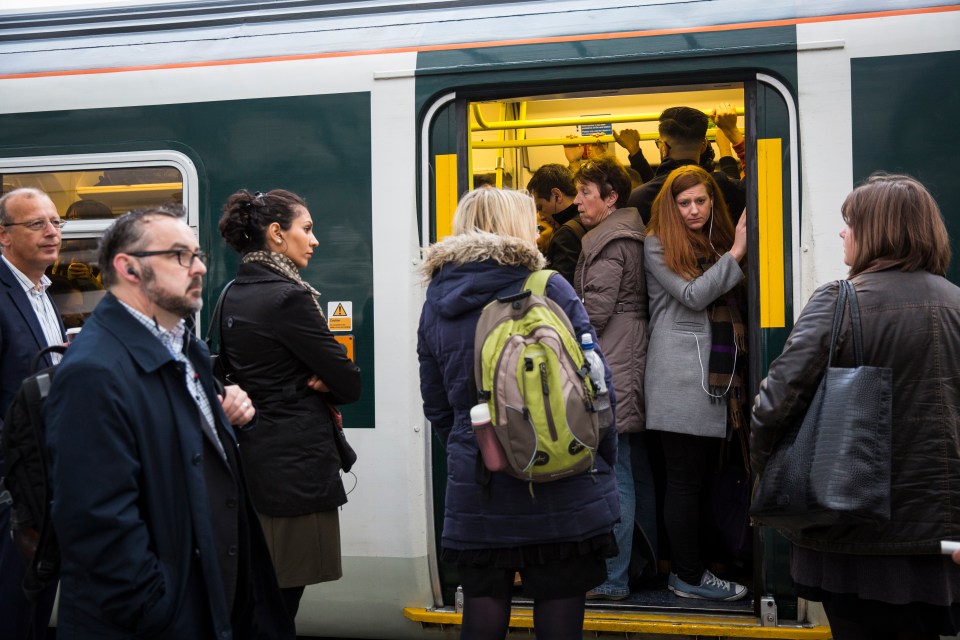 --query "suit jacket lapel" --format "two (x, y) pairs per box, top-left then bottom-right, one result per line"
(0, 259), (49, 357)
